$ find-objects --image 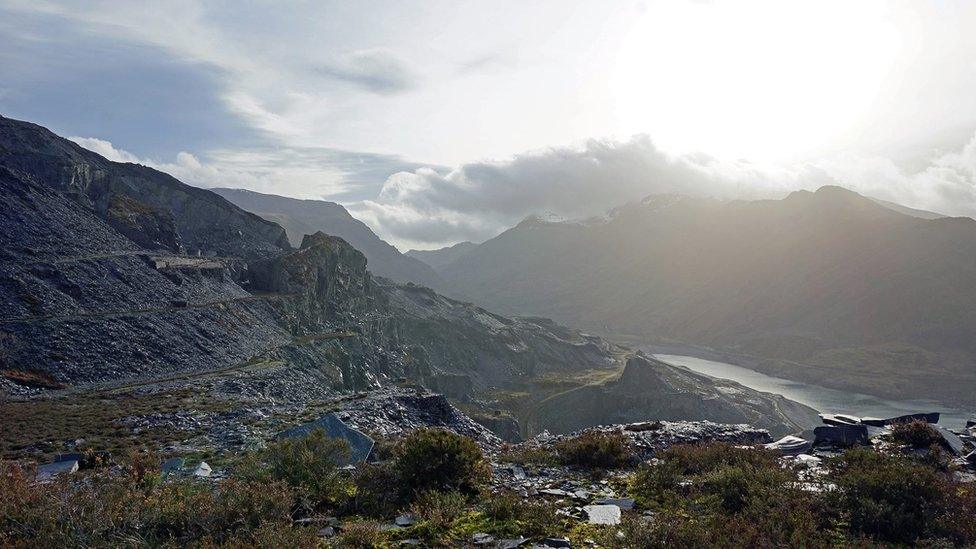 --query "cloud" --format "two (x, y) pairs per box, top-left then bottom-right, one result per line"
(67, 136), (433, 202)
(351, 136), (796, 248)
(354, 132), (976, 250)
(317, 49), (419, 95)
(67, 137), (144, 164)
